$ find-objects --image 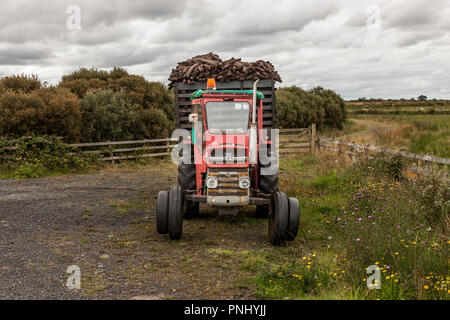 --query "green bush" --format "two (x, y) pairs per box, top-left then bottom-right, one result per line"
(276, 86), (345, 129)
(363, 153), (406, 181)
(310, 87), (346, 129)
(411, 170), (449, 223)
(0, 135), (99, 178)
(60, 67), (175, 124)
(0, 74), (42, 93)
(80, 90), (170, 142)
(0, 87), (81, 142)
(0, 69), (175, 143)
